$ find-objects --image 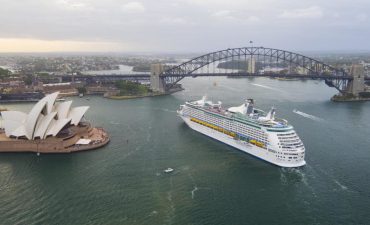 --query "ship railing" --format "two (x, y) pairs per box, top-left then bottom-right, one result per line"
(274, 118), (288, 126)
